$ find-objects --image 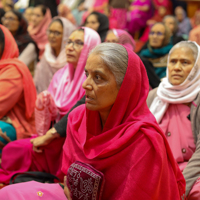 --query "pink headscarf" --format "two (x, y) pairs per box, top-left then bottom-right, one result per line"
(28, 8), (52, 58)
(113, 29), (136, 51)
(62, 45), (186, 199)
(48, 27), (101, 118)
